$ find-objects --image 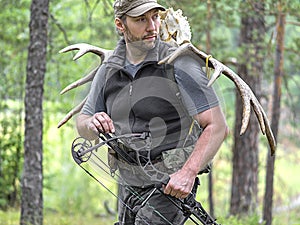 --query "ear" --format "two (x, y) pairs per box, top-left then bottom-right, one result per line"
(115, 18), (125, 33)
